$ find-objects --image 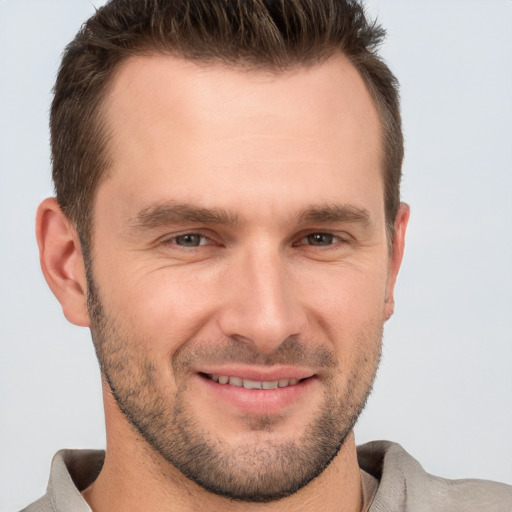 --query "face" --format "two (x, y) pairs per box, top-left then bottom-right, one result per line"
(87, 54), (406, 501)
